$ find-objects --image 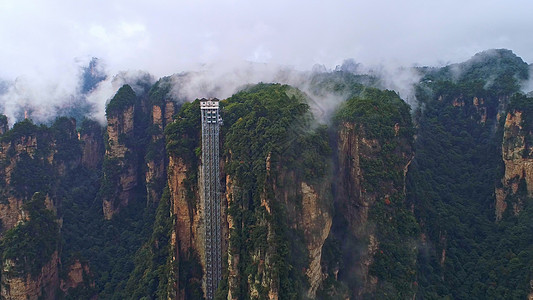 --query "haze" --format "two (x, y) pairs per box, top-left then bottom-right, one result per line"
(0, 0), (532, 123)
